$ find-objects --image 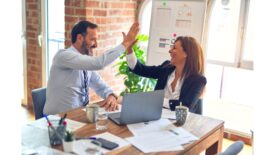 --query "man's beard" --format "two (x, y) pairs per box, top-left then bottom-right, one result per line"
(81, 41), (90, 55)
